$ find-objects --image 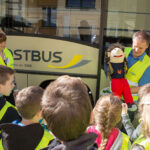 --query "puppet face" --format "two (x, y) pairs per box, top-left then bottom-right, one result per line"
(109, 47), (125, 63)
